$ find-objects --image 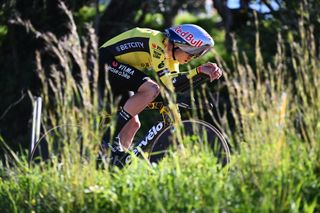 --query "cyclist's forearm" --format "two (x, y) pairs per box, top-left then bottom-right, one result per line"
(171, 68), (199, 92)
(173, 68), (198, 79)
(158, 68), (200, 92)
(185, 67), (199, 79)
